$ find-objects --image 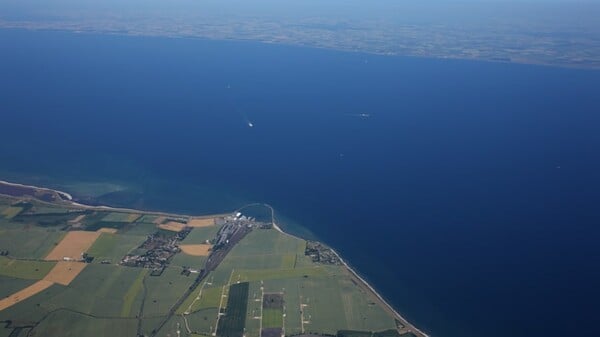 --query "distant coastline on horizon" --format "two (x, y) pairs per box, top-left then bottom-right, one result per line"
(1, 0), (599, 70)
